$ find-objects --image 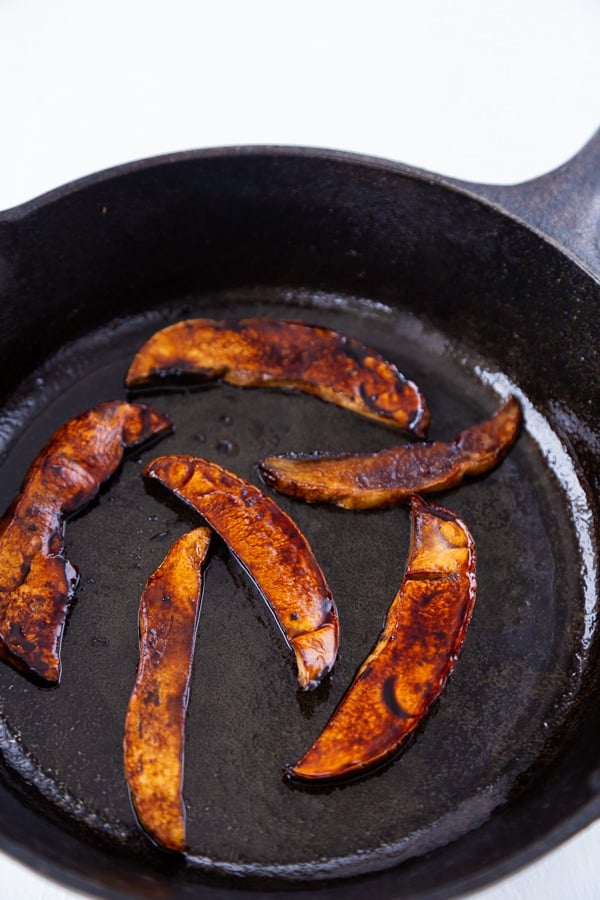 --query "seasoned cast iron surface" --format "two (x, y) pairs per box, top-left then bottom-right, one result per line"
(0, 291), (591, 884)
